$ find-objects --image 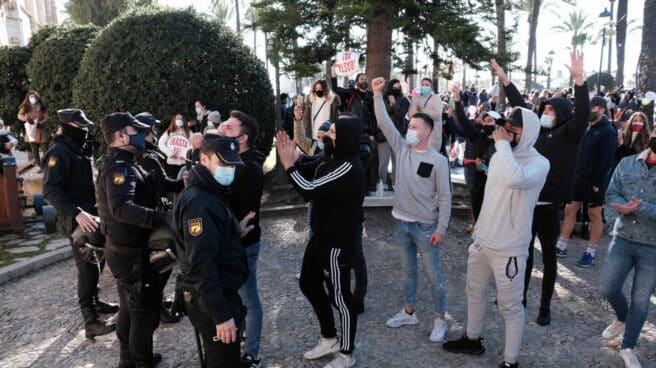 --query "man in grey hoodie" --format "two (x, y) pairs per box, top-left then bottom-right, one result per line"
(443, 107), (549, 368)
